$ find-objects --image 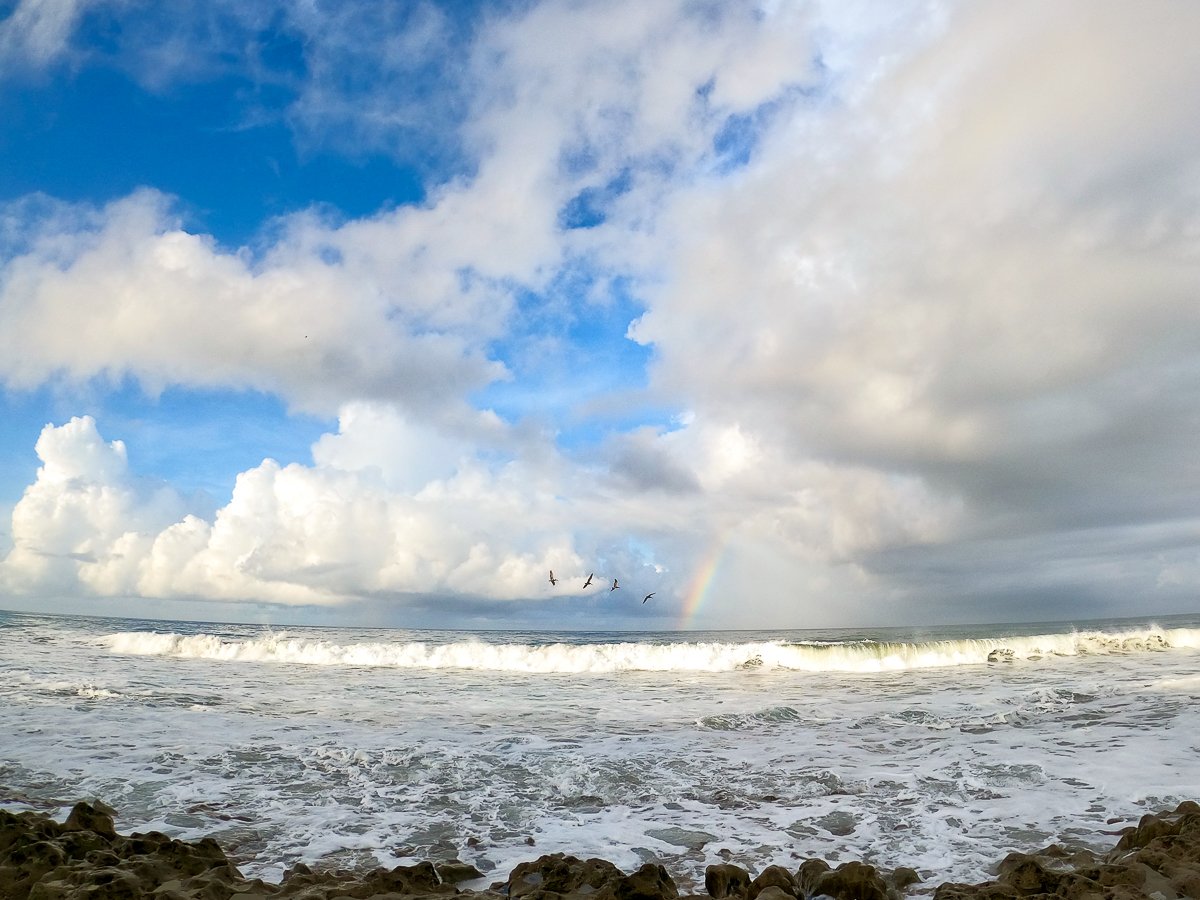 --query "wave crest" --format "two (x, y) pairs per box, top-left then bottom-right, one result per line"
(99, 626), (1200, 674)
